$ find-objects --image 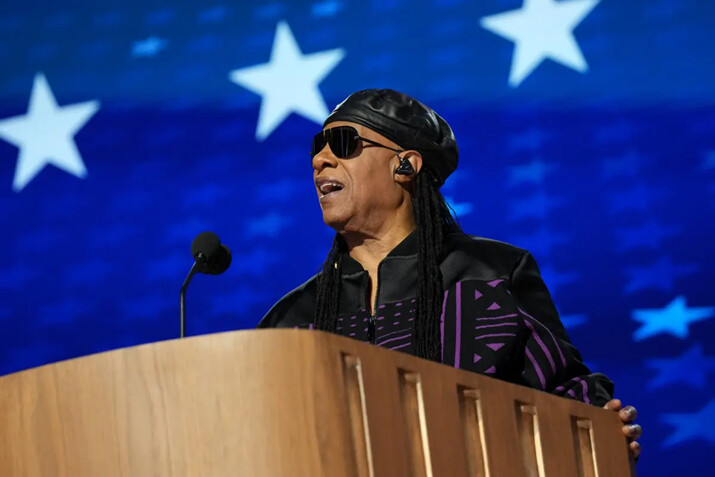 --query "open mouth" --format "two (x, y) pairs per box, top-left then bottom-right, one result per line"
(316, 178), (344, 200)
